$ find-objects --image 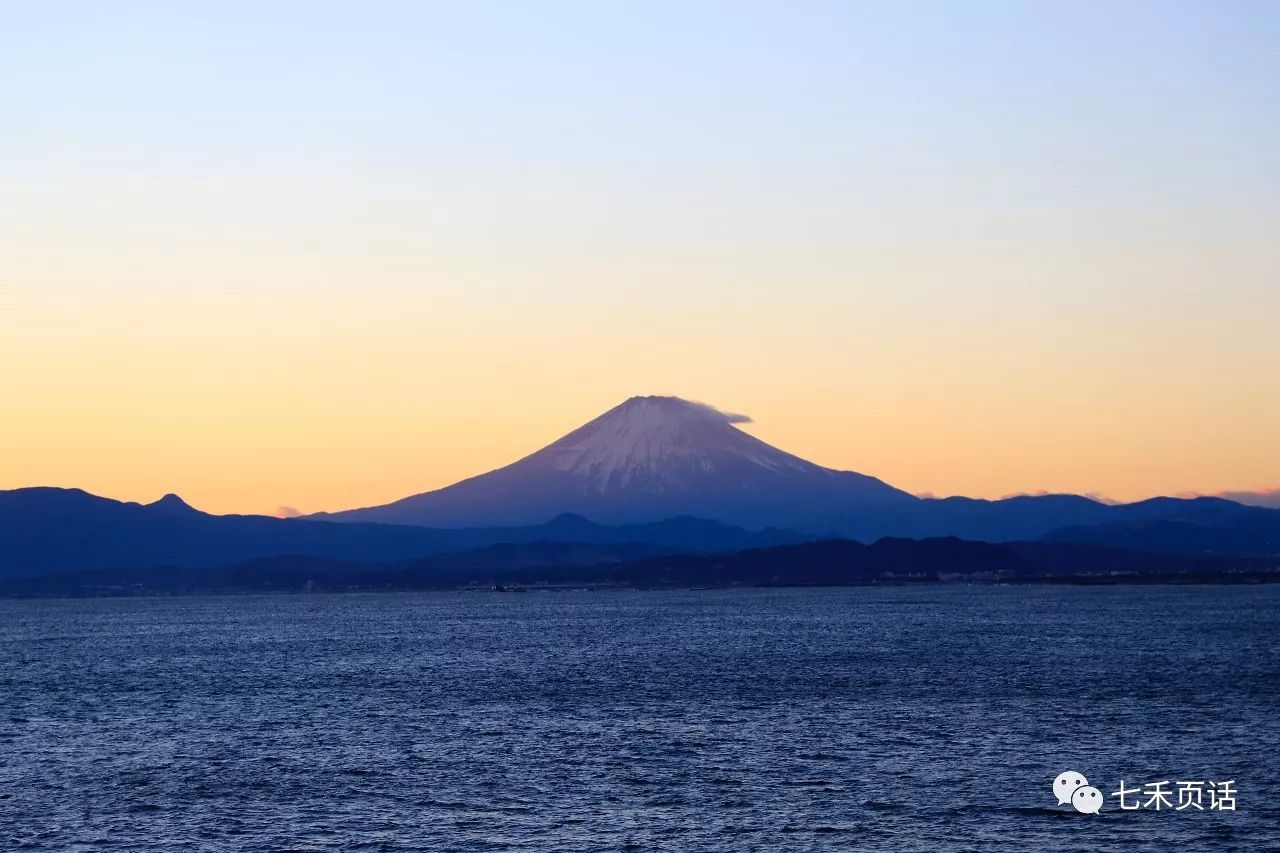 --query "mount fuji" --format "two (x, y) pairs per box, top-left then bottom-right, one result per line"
(313, 396), (916, 529)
